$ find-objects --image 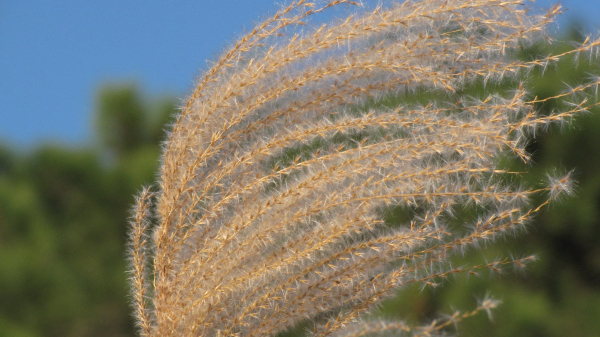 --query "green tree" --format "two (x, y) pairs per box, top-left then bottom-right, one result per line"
(0, 85), (176, 337)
